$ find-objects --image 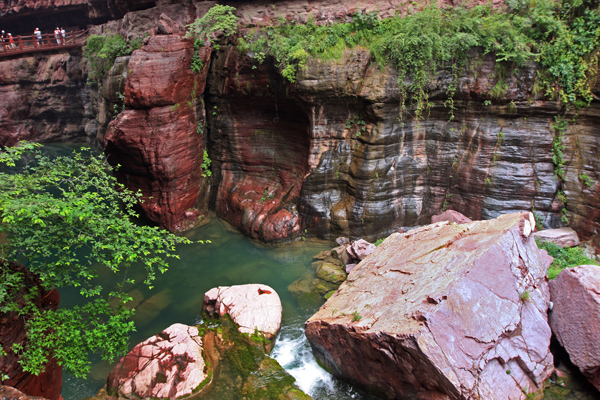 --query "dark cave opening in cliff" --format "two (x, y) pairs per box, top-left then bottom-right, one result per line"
(209, 95), (311, 241)
(0, 7), (90, 36)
